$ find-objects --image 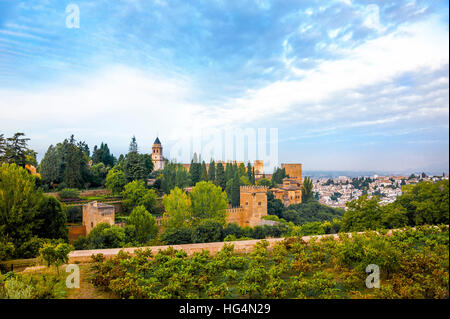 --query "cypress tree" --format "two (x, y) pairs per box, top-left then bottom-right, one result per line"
(231, 170), (240, 207)
(247, 162), (252, 182)
(201, 161), (208, 181)
(216, 162), (226, 190)
(208, 160), (216, 183)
